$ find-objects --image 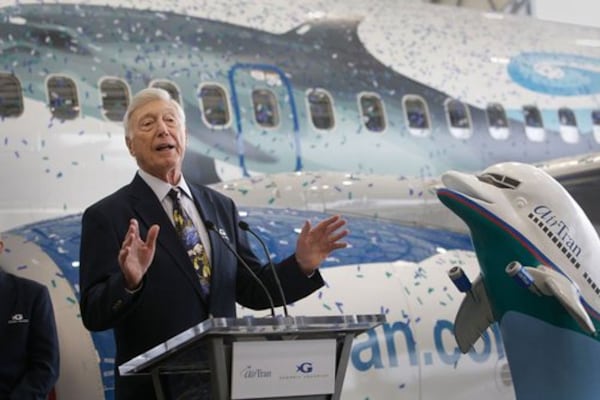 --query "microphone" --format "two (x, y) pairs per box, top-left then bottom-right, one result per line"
(238, 221), (288, 317)
(204, 221), (276, 317)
